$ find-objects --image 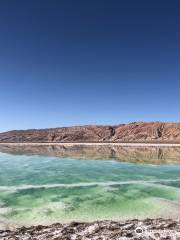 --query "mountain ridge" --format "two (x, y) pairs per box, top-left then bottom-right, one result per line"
(1, 122), (180, 143)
